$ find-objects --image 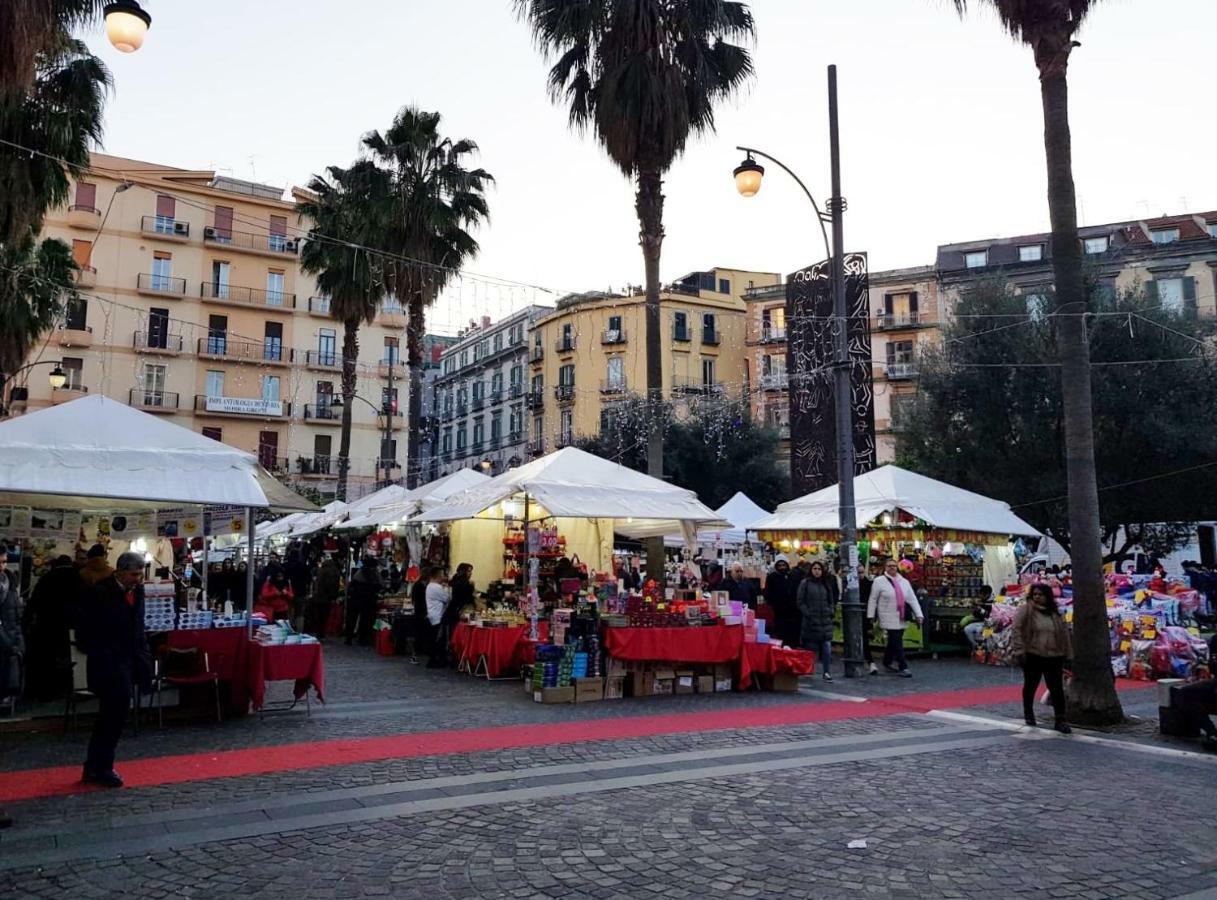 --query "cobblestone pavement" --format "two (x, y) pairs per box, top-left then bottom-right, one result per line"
(2, 645), (1213, 898)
